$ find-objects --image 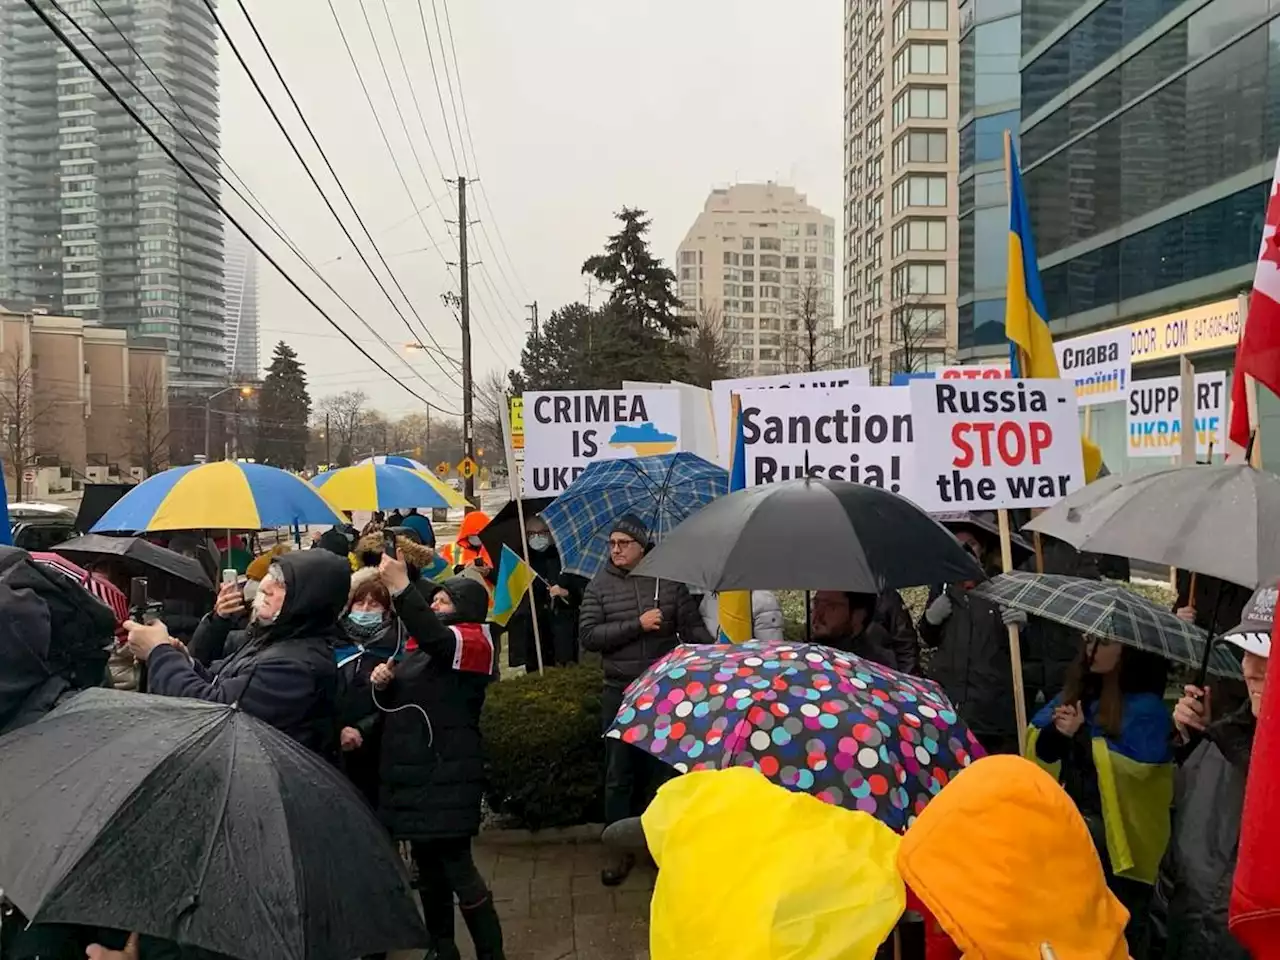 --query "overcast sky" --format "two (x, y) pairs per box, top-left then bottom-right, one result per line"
(218, 0), (842, 419)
